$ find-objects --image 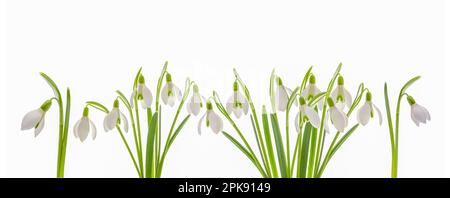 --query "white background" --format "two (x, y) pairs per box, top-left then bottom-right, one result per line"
(0, 0), (448, 177)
